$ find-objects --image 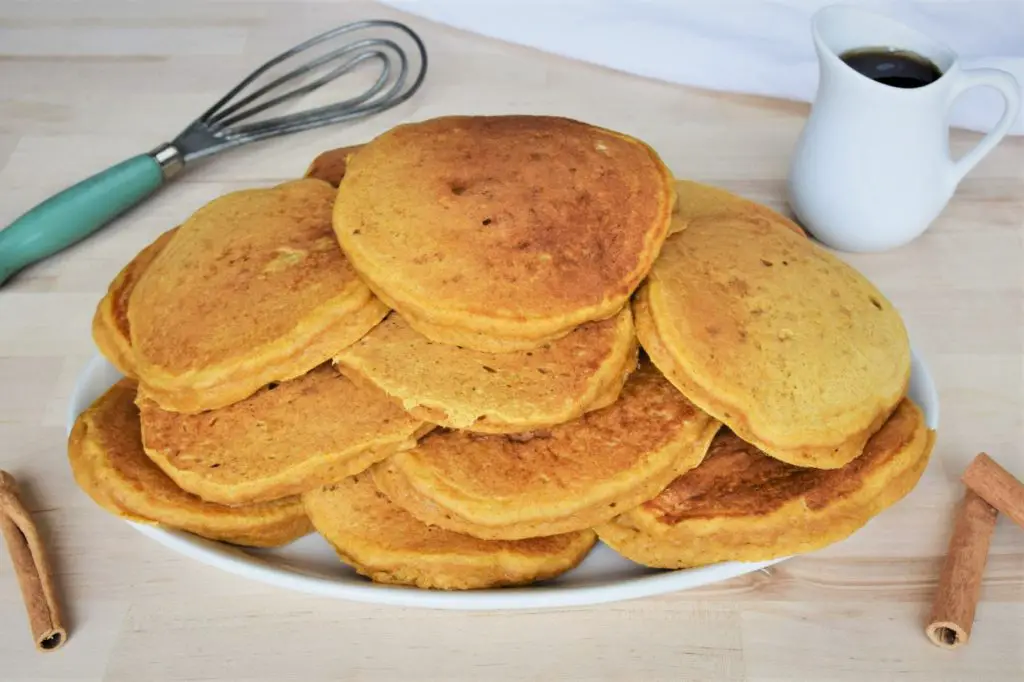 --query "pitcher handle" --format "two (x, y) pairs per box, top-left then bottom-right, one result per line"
(947, 68), (1021, 187)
